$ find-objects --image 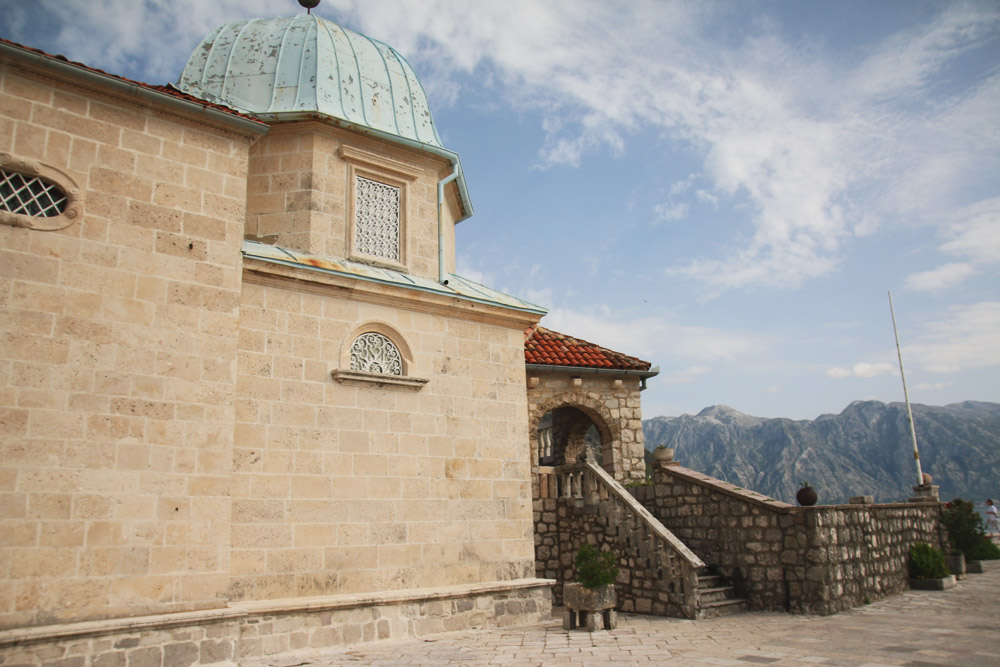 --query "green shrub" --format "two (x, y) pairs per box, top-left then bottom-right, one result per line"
(574, 544), (618, 589)
(969, 538), (1000, 561)
(943, 498), (998, 560)
(908, 542), (948, 579)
